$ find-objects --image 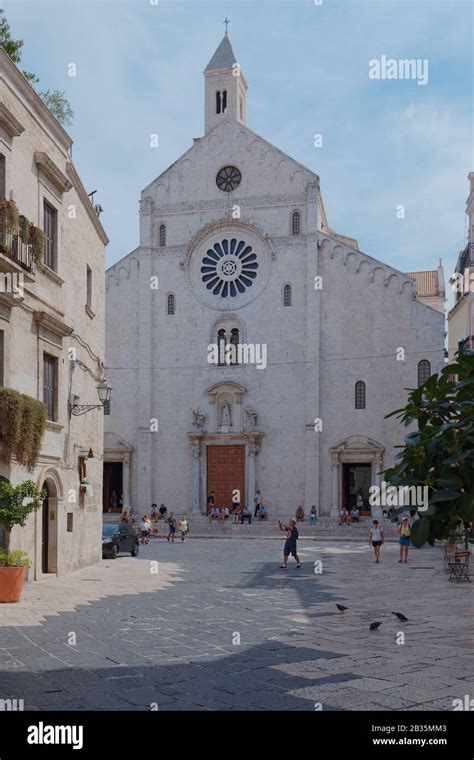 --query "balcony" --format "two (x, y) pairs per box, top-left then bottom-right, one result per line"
(0, 201), (42, 278)
(0, 227), (35, 274)
(459, 242), (474, 272)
